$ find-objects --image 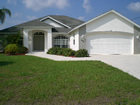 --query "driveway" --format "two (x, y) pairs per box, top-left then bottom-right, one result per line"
(90, 54), (140, 80)
(26, 52), (140, 80)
